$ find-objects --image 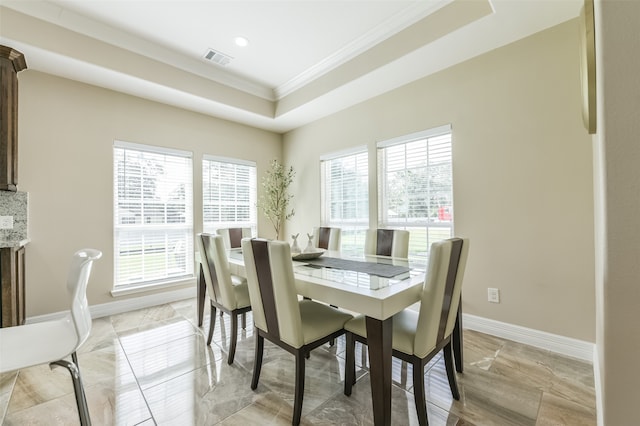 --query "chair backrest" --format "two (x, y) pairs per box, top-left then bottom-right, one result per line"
(68, 248), (102, 348)
(312, 226), (341, 251)
(242, 238), (305, 348)
(198, 233), (237, 309)
(217, 227), (252, 249)
(414, 238), (469, 358)
(364, 229), (410, 258)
